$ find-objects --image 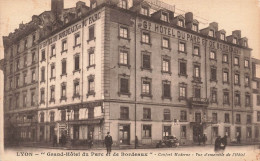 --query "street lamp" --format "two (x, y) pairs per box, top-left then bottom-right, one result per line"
(66, 109), (72, 148)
